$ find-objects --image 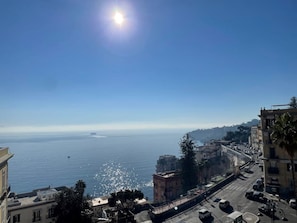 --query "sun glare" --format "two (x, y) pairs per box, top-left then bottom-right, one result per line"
(113, 11), (124, 25)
